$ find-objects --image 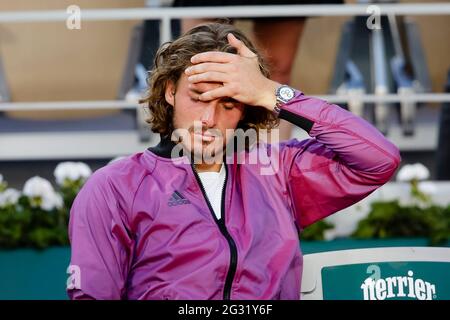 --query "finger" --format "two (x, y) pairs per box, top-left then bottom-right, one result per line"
(188, 82), (222, 94)
(185, 62), (231, 76)
(198, 86), (232, 102)
(191, 51), (236, 64)
(188, 71), (229, 84)
(227, 33), (256, 58)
